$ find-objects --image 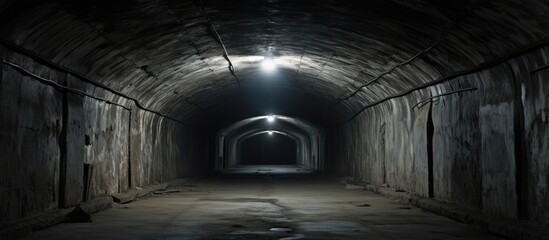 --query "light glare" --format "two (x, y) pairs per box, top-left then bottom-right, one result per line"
(268, 131), (273, 135)
(261, 57), (276, 71)
(267, 115), (275, 122)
